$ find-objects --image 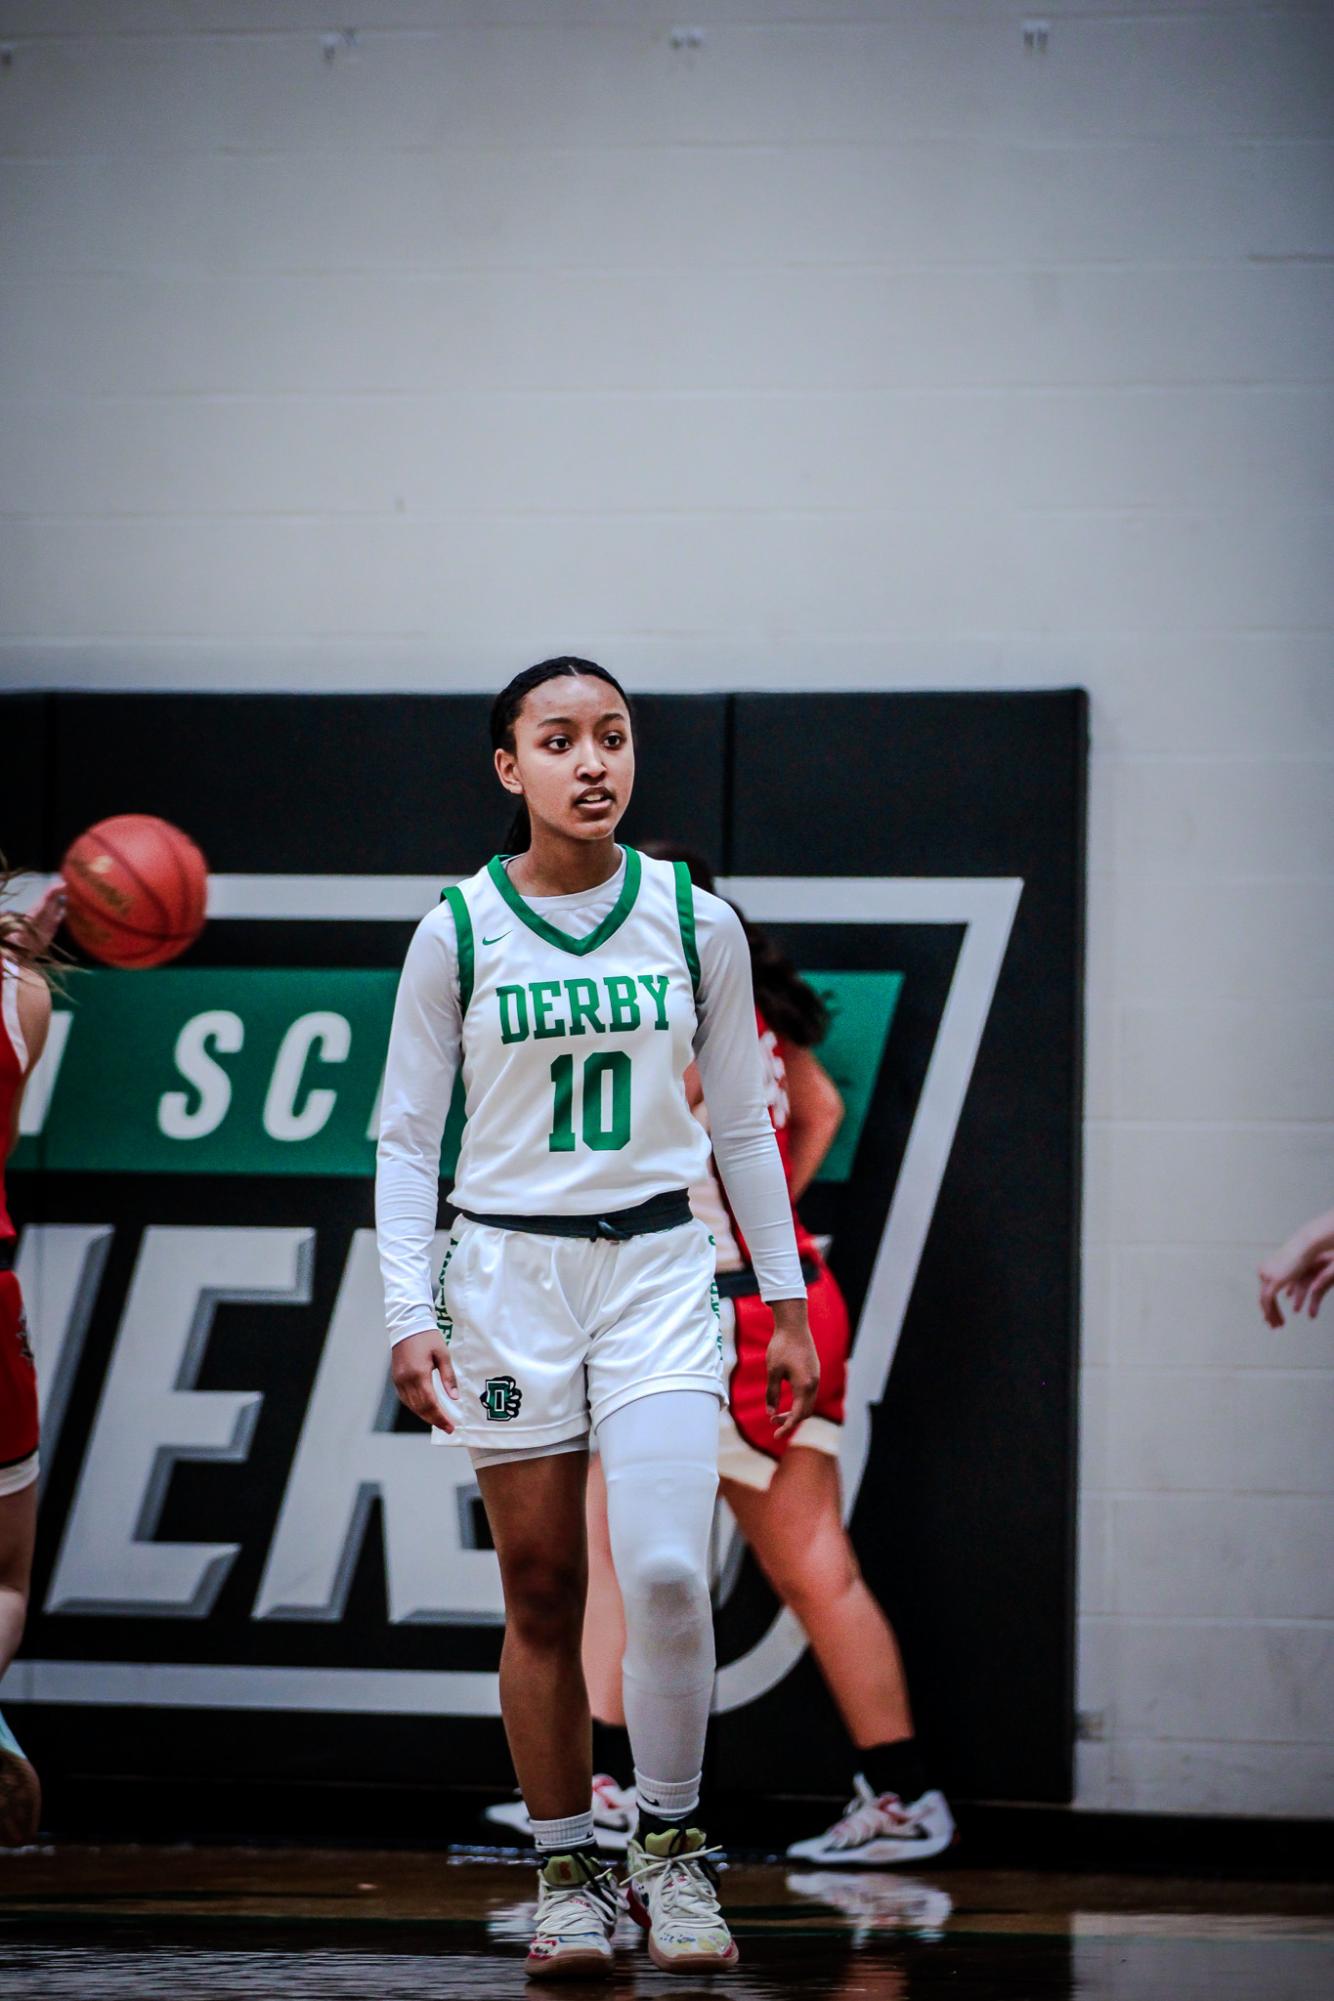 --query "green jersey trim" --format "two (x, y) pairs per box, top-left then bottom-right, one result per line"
(485, 846), (643, 959)
(673, 861), (701, 1000)
(441, 883), (475, 1013)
